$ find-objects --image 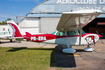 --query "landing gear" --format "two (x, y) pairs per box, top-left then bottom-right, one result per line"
(62, 45), (76, 53)
(10, 39), (12, 42)
(84, 45), (94, 52)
